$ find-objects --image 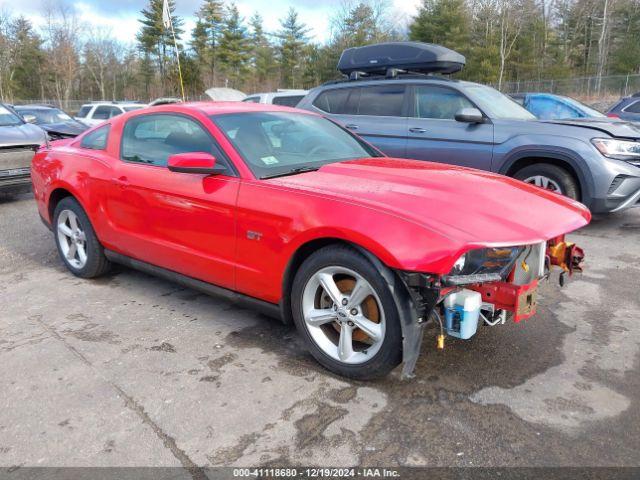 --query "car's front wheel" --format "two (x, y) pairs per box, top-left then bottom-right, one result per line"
(291, 245), (403, 380)
(53, 197), (111, 278)
(514, 163), (580, 200)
